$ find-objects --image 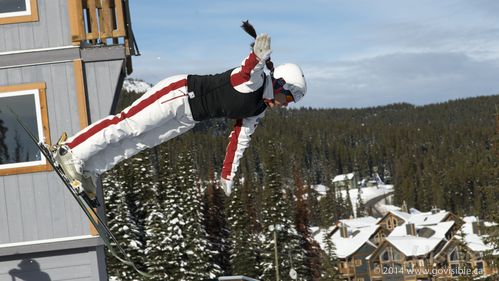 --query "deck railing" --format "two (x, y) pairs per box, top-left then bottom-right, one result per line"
(68, 0), (139, 73)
